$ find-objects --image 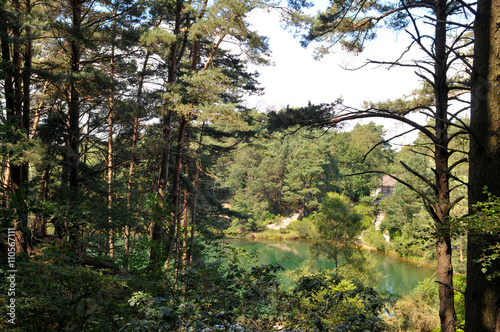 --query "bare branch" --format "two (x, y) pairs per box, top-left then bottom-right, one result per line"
(347, 170), (434, 205)
(400, 160), (437, 191)
(435, 280), (466, 294)
(423, 15), (474, 30)
(448, 129), (469, 142)
(453, 0), (477, 16)
(361, 128), (418, 162)
(318, 106), (437, 142)
(449, 195), (465, 210)
(449, 174), (468, 189)
(449, 157), (468, 173)
(409, 147), (434, 159)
